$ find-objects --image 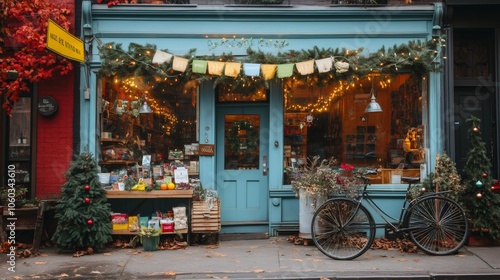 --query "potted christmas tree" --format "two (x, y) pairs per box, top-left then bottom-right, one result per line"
(52, 152), (113, 254)
(459, 116), (500, 245)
